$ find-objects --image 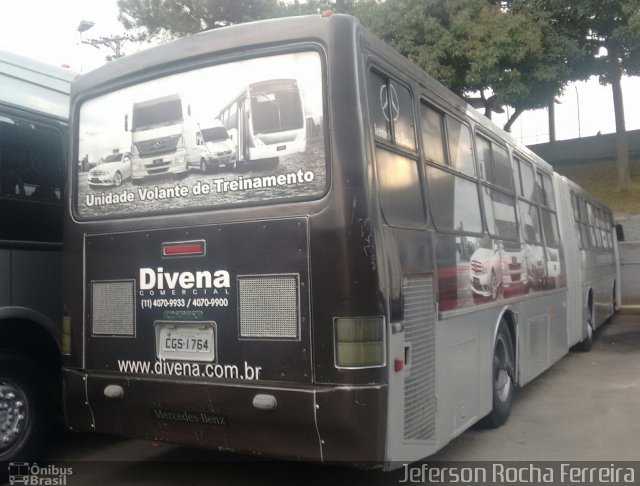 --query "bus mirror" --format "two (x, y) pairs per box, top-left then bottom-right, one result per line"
(124, 114), (129, 132)
(615, 224), (625, 242)
(188, 104), (191, 117)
